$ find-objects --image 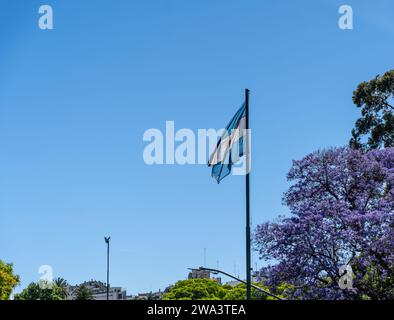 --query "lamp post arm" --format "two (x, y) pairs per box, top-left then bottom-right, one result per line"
(197, 267), (284, 301)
